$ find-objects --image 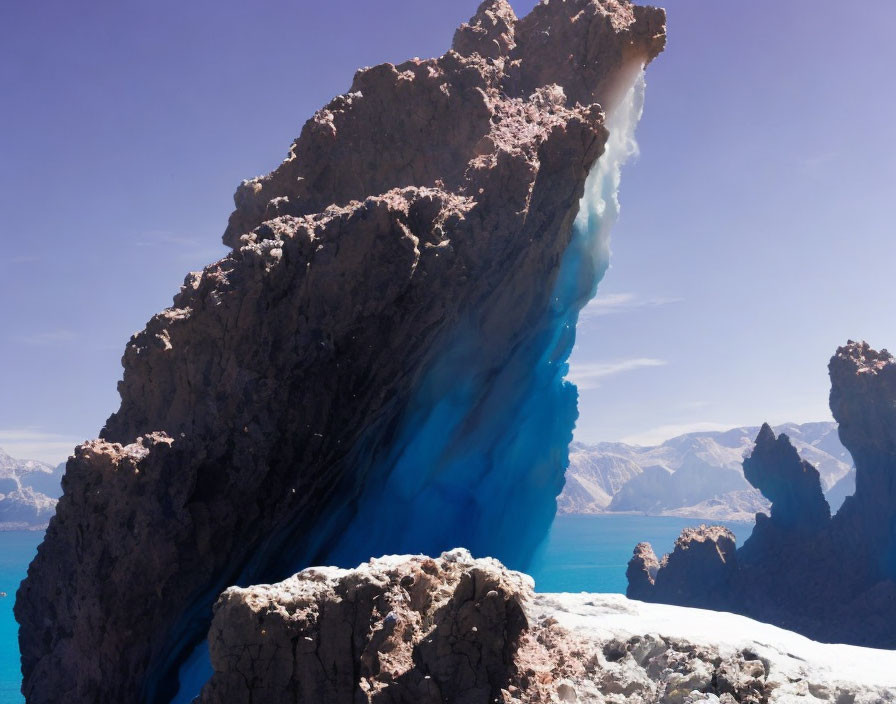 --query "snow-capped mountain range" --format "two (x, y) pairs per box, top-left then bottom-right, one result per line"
(560, 421), (855, 521)
(0, 446), (64, 529)
(0, 422), (856, 529)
